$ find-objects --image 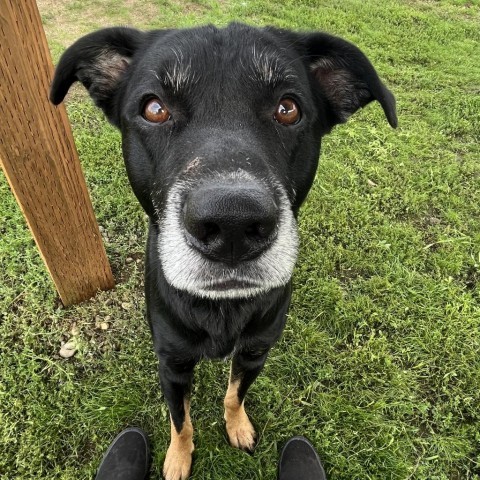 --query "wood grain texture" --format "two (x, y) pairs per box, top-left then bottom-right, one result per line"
(0, 0), (115, 305)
